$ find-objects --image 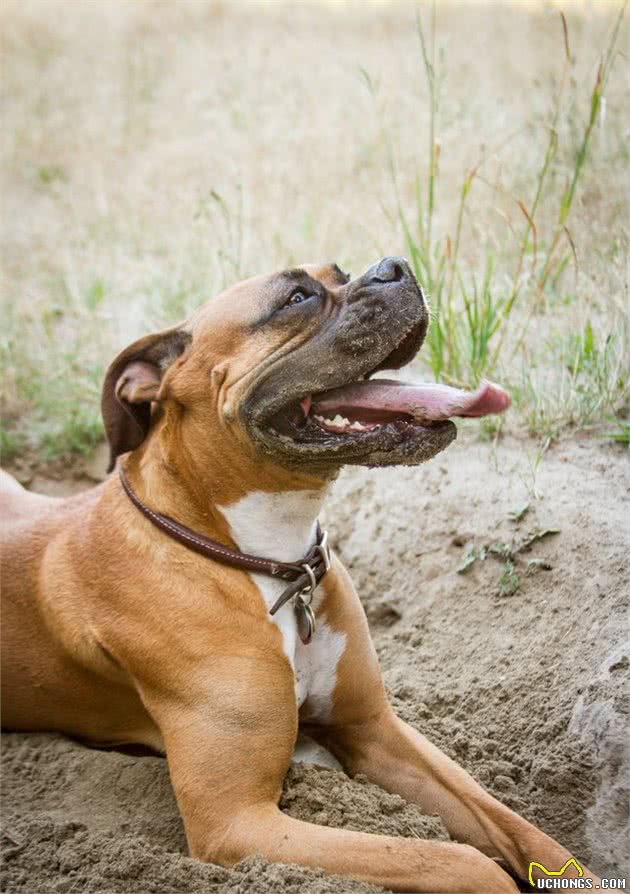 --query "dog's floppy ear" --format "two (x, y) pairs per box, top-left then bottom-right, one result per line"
(101, 327), (192, 472)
